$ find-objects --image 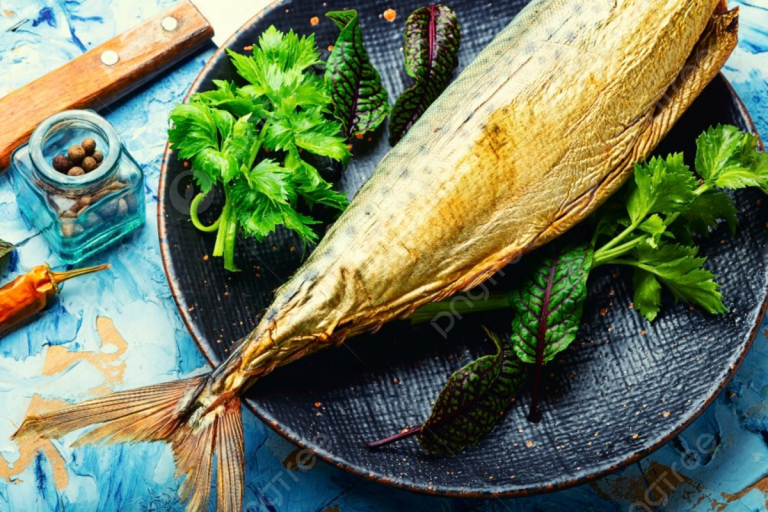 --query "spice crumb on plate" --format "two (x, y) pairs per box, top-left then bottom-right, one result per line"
(383, 8), (396, 21)
(310, 16), (319, 25)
